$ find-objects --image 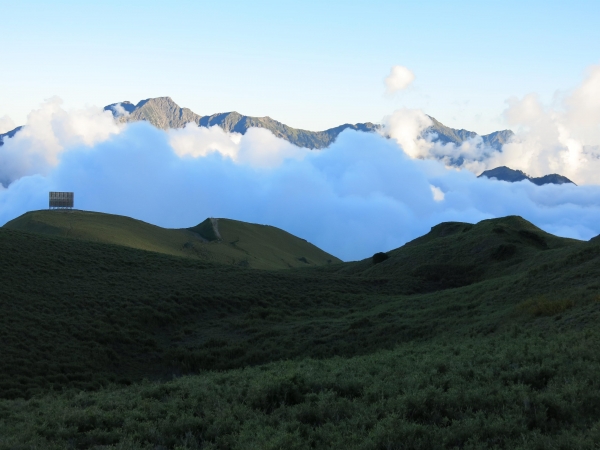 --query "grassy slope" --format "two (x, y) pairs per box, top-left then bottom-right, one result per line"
(4, 330), (600, 449)
(209, 218), (339, 268)
(2, 216), (600, 447)
(3, 210), (340, 269)
(321, 216), (581, 293)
